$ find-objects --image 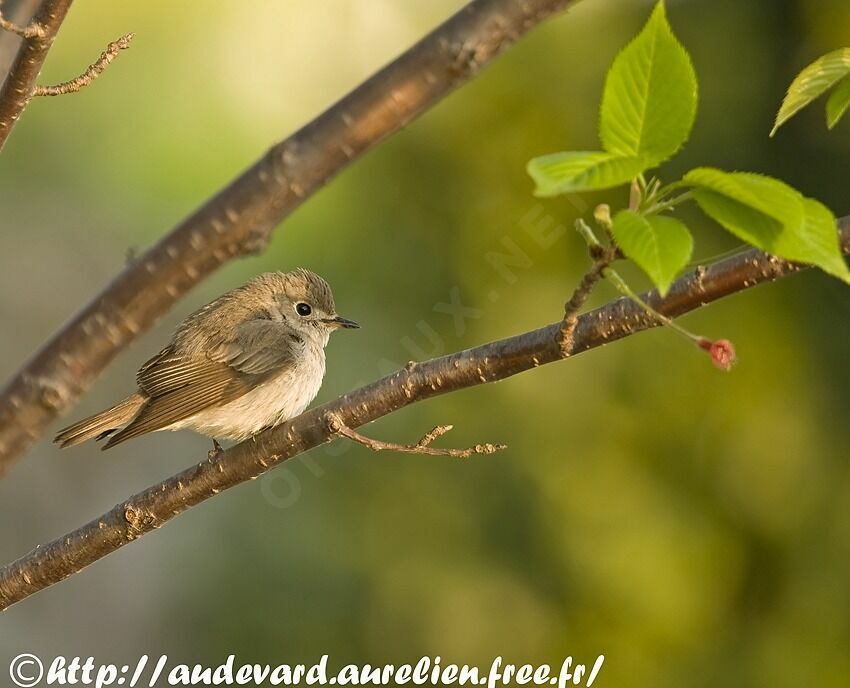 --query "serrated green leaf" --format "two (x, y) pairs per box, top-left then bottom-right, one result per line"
(691, 188), (786, 251)
(793, 199), (850, 283)
(611, 210), (693, 295)
(826, 74), (850, 129)
(527, 152), (647, 196)
(599, 1), (697, 165)
(684, 168), (804, 232)
(685, 168), (850, 284)
(525, 2), (696, 198)
(771, 47), (850, 136)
